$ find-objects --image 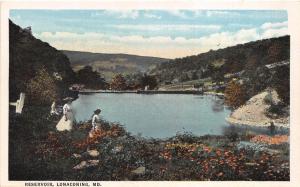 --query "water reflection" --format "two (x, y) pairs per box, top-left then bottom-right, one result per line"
(222, 124), (289, 137)
(211, 98), (225, 112)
